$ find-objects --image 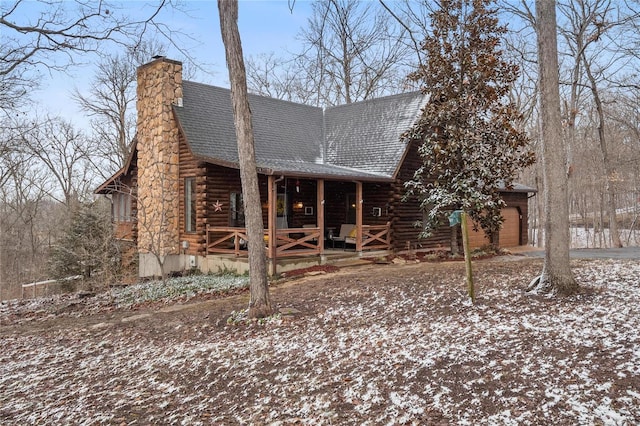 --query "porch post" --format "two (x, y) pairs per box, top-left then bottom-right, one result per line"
(317, 179), (325, 255)
(267, 175), (276, 275)
(356, 181), (363, 252)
